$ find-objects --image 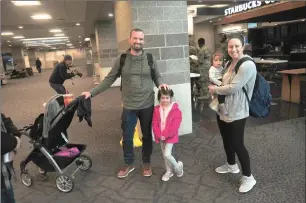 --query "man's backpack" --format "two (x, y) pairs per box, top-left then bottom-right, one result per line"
(118, 53), (154, 91)
(226, 57), (272, 118)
